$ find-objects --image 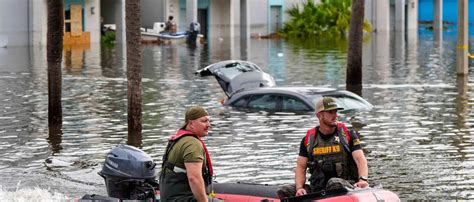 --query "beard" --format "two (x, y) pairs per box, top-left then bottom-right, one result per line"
(322, 117), (337, 127)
